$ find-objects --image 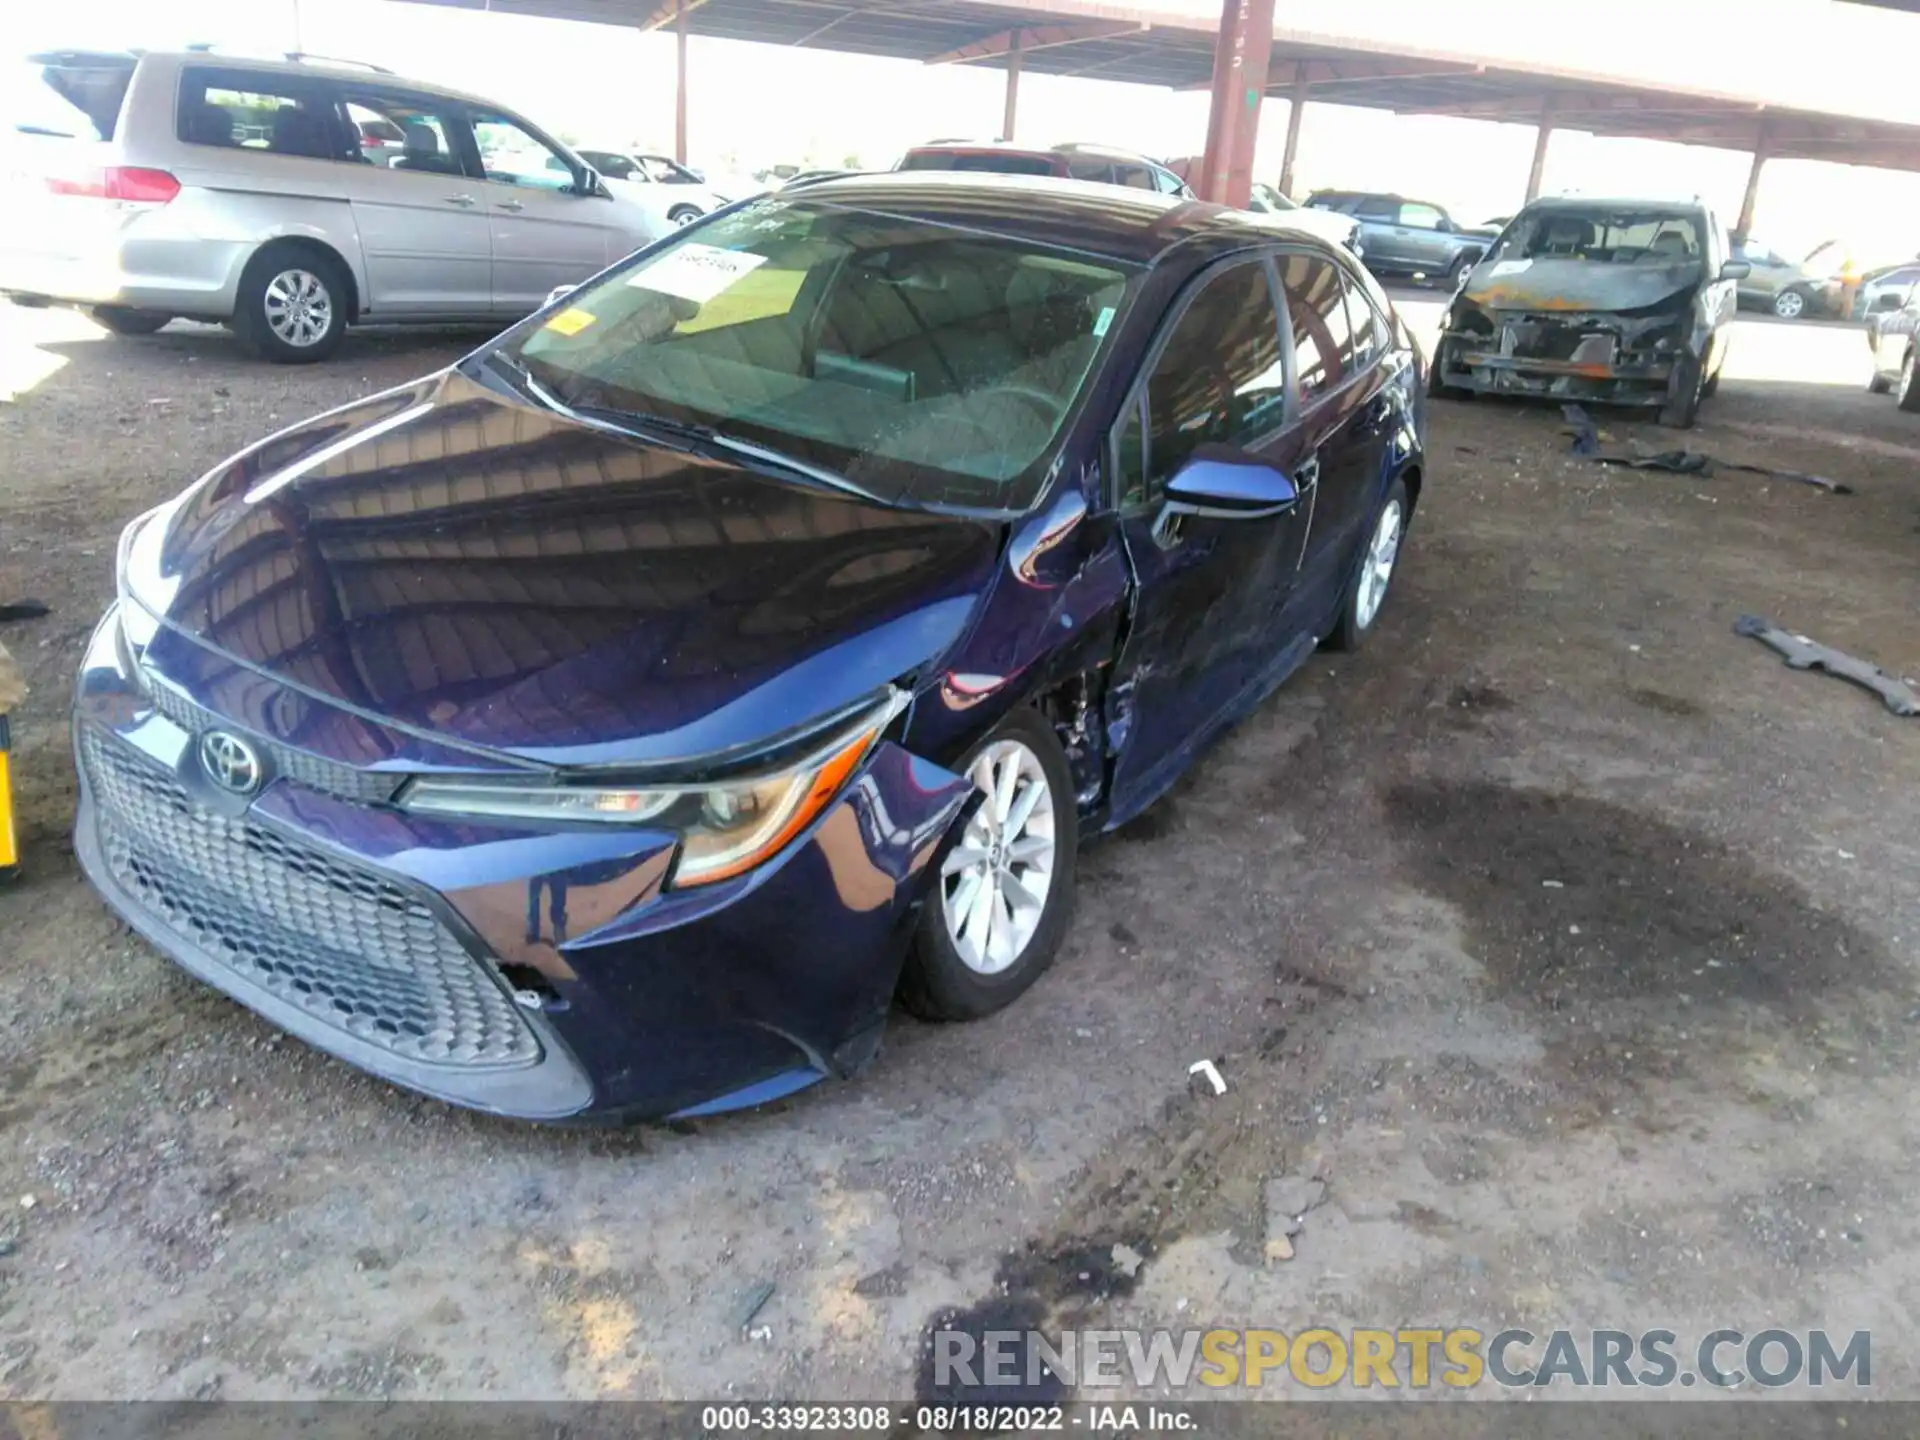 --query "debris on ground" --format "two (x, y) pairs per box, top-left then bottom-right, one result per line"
(1556, 413), (1853, 494)
(1735, 615), (1919, 716)
(0, 601), (50, 623)
(733, 1279), (777, 1333)
(1110, 1243), (1146, 1279)
(1187, 1059), (1227, 1096)
(1264, 1173), (1328, 1263)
